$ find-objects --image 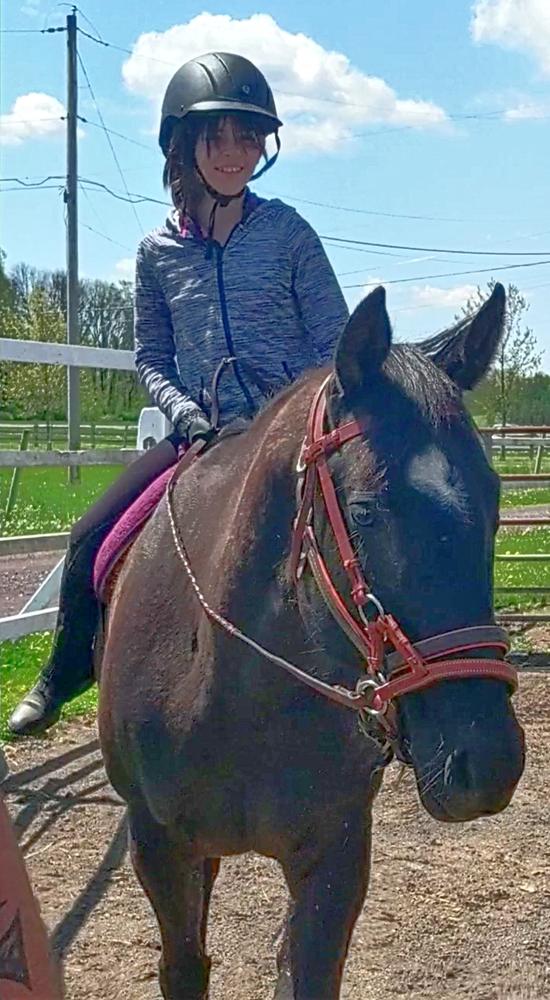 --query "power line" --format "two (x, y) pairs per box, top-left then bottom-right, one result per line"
(79, 220), (135, 252)
(78, 176), (133, 253)
(0, 174), (167, 205)
(0, 175), (65, 187)
(342, 258), (550, 289)
(323, 235), (550, 257)
(0, 184), (62, 192)
(0, 27), (65, 34)
(76, 116), (156, 152)
(77, 26), (110, 47)
(76, 46), (145, 236)
(265, 189), (531, 226)
(0, 117), (66, 126)
(266, 191), (476, 223)
(79, 179), (168, 206)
